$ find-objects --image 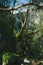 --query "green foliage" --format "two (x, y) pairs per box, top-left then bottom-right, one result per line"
(0, 0), (43, 65)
